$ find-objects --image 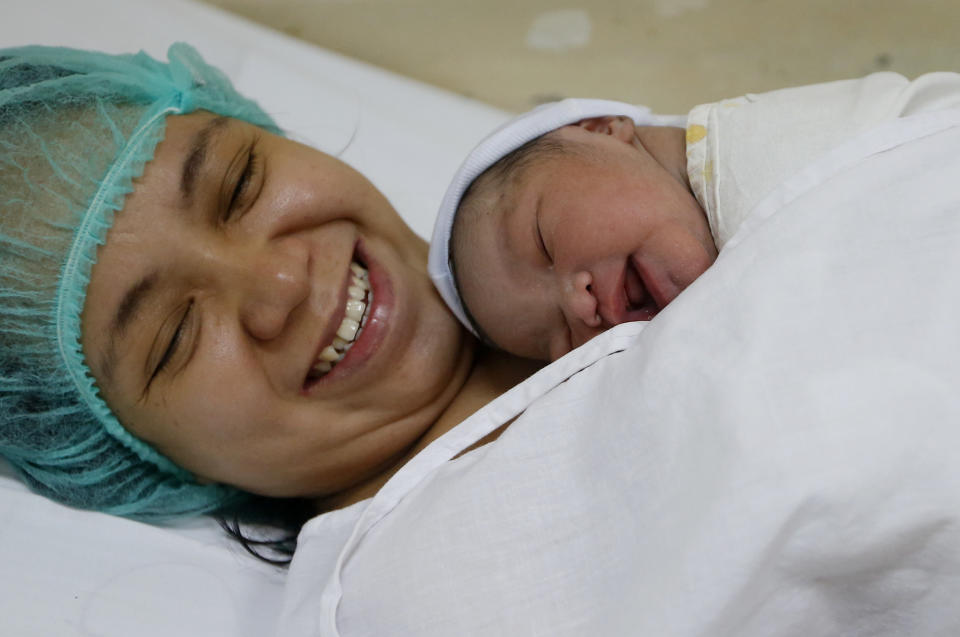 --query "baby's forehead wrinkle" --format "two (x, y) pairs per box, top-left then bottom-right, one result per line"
(453, 173), (508, 262)
(496, 179), (533, 260)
